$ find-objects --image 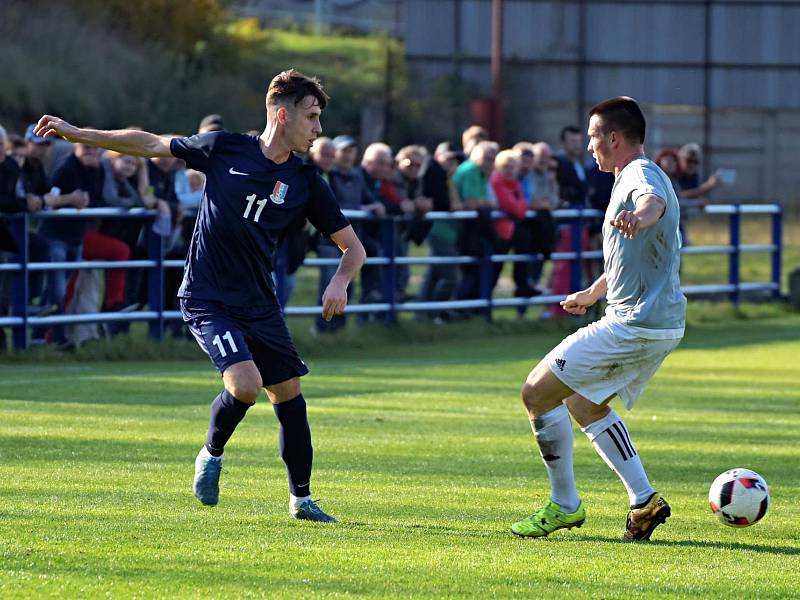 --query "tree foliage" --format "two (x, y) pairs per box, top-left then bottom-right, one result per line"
(0, 1), (404, 139)
(52, 0), (230, 57)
